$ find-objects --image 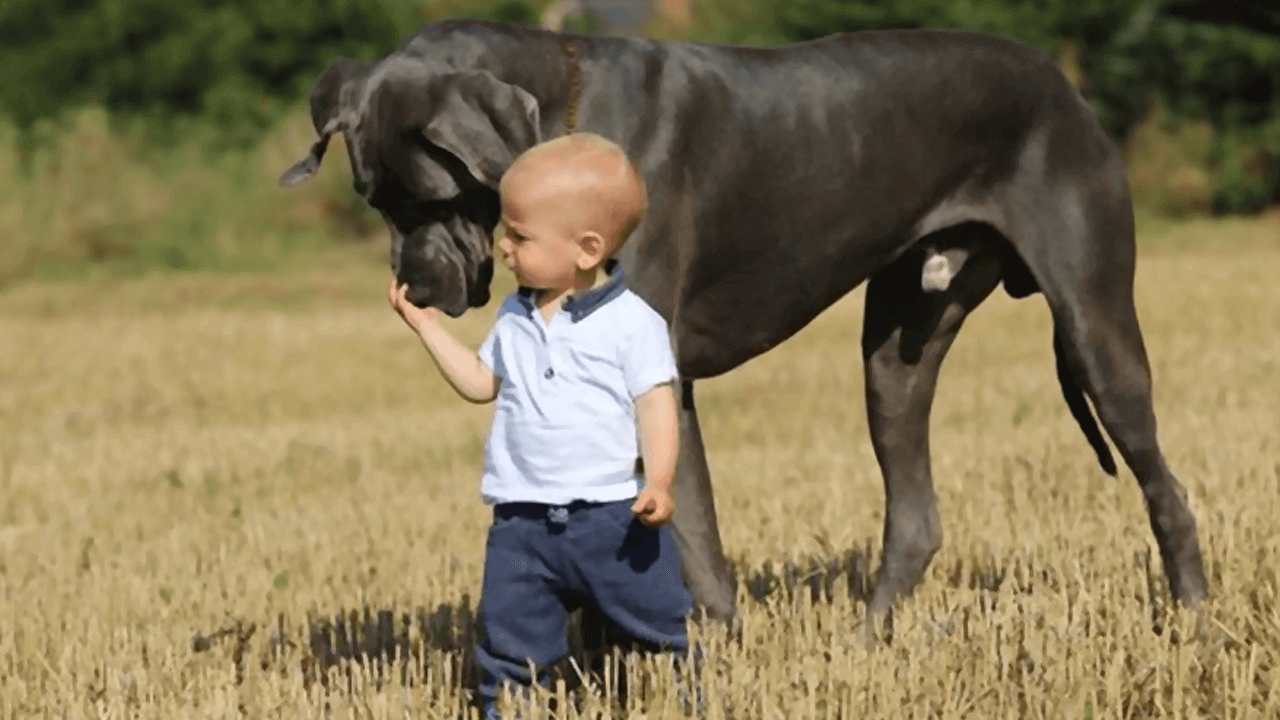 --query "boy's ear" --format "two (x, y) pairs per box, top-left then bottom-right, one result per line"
(576, 231), (609, 270)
